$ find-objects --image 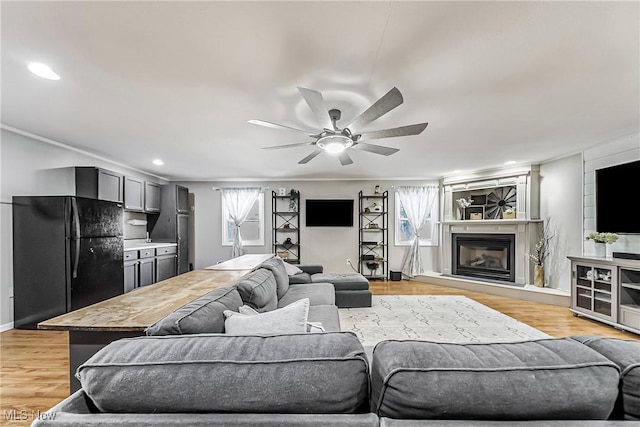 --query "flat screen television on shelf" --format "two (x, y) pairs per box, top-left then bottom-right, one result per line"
(305, 199), (354, 227)
(596, 159), (640, 234)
